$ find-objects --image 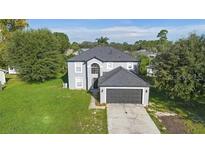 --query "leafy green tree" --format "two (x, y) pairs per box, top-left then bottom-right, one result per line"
(134, 40), (159, 52)
(157, 29), (171, 52)
(0, 19), (28, 68)
(139, 55), (150, 75)
(71, 42), (80, 51)
(157, 29), (168, 41)
(153, 34), (205, 101)
(7, 29), (64, 82)
(96, 36), (109, 45)
(0, 19), (28, 40)
(53, 32), (70, 53)
(0, 43), (8, 69)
